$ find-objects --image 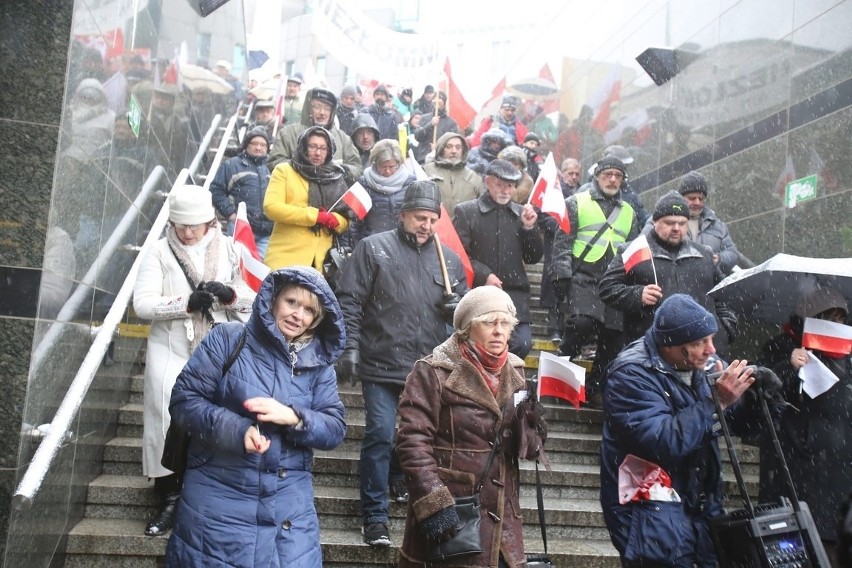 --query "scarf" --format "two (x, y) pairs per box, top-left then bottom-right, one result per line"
(460, 339), (509, 396)
(361, 164), (410, 194)
(290, 152), (349, 213)
(166, 224), (221, 353)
